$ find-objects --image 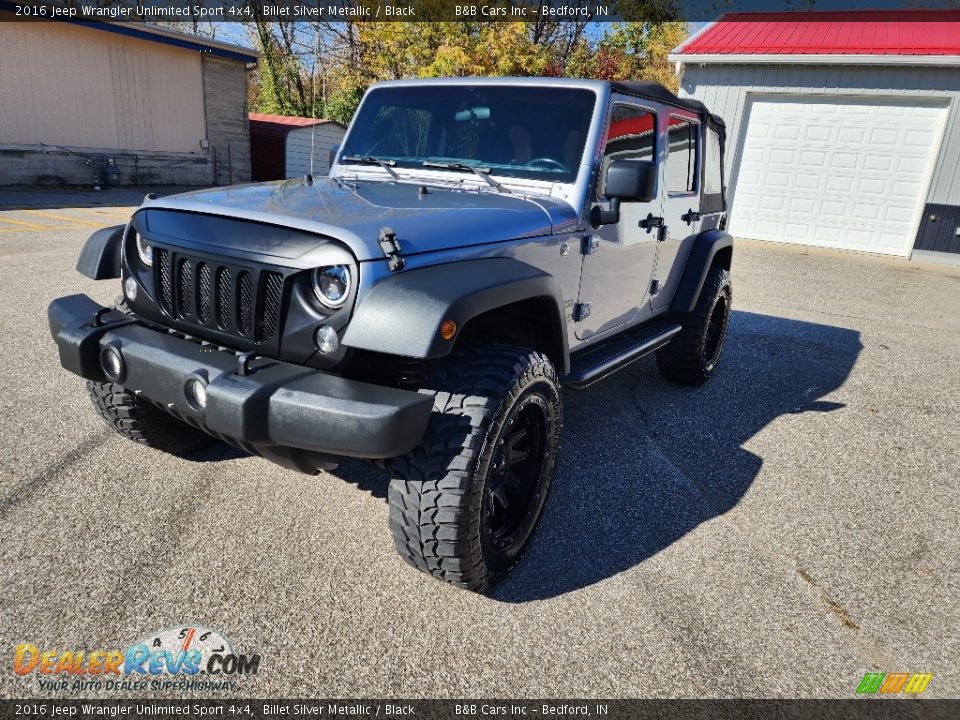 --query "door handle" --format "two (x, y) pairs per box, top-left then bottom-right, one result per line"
(639, 213), (664, 233)
(682, 209), (701, 224)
